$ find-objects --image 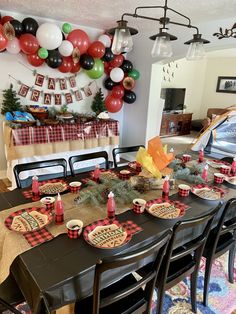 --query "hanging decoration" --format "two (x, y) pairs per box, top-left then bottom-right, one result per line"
(35, 73), (45, 86)
(48, 78), (56, 90)
(18, 84), (29, 97)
